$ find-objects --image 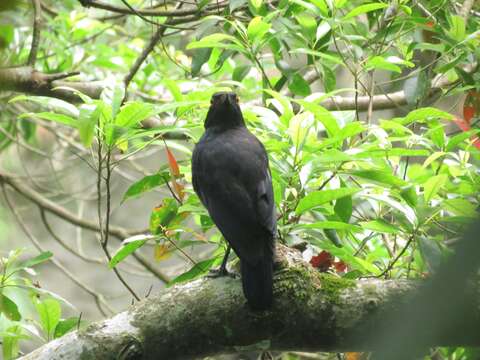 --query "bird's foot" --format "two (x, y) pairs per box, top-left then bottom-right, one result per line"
(206, 267), (237, 279)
